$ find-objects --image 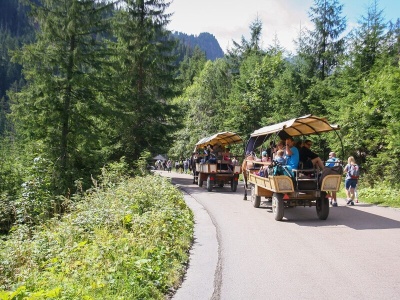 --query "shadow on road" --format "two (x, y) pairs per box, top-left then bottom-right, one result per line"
(164, 173), (244, 196)
(267, 204), (400, 230)
(159, 171), (400, 231)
